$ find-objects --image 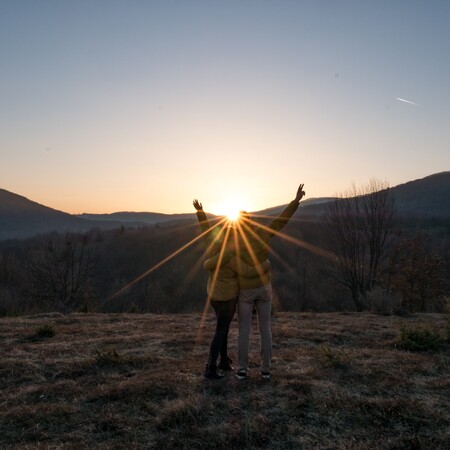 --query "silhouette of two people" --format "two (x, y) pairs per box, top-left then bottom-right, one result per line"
(194, 183), (305, 380)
